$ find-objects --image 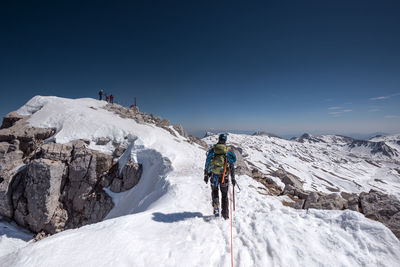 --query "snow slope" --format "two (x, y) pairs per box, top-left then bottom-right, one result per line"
(1, 96), (400, 266)
(203, 133), (400, 199)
